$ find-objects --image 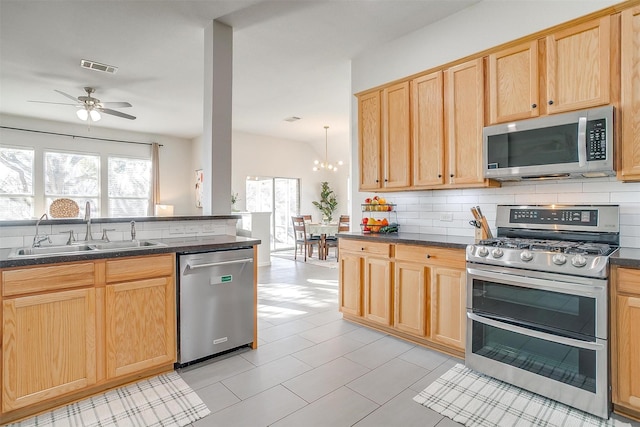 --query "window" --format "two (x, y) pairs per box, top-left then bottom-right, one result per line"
(108, 156), (151, 217)
(0, 147), (34, 220)
(0, 144), (153, 219)
(246, 176), (299, 250)
(44, 151), (100, 217)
